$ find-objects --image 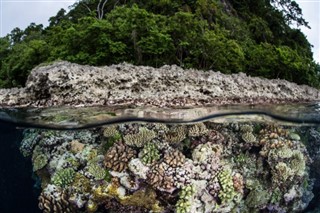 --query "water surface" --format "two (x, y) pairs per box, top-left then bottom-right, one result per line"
(1, 103), (320, 213)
